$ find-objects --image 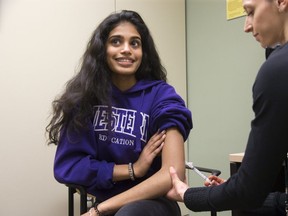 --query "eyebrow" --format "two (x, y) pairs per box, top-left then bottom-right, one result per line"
(109, 34), (141, 39)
